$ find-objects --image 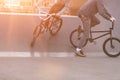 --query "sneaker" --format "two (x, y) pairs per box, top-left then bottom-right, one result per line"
(75, 50), (86, 57)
